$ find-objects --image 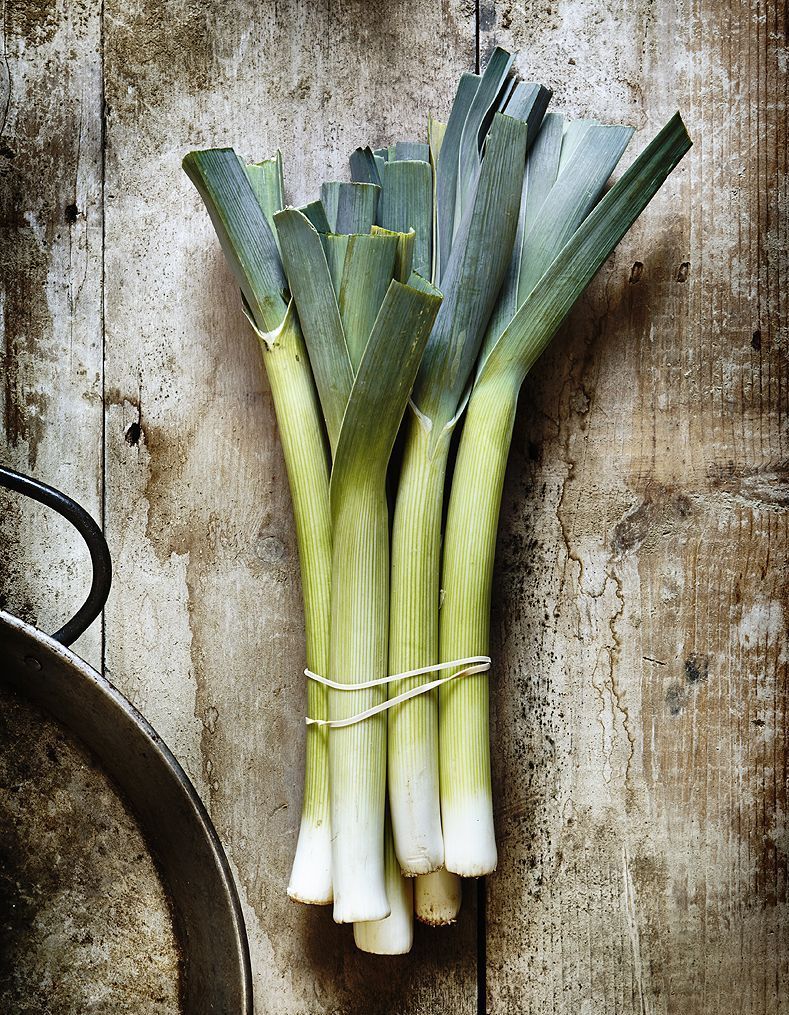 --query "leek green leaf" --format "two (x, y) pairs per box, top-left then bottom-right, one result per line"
(394, 141), (430, 162)
(479, 112), (692, 388)
(411, 112), (529, 432)
(492, 75), (517, 118)
(371, 225), (416, 283)
(298, 199), (332, 233)
(521, 112), (565, 236)
(485, 111), (564, 343)
(338, 233), (399, 370)
(331, 281), (442, 503)
(322, 181), (381, 234)
(274, 208), (352, 453)
(244, 152), (285, 245)
(320, 181), (341, 231)
(516, 123), (633, 302)
(183, 147), (287, 332)
(405, 271), (441, 297)
(501, 81), (553, 153)
(428, 117), (447, 164)
(558, 119), (599, 174)
(334, 181), (381, 234)
(377, 160), (433, 277)
(321, 233), (350, 296)
(456, 48), (514, 226)
(350, 147), (381, 186)
(435, 71), (480, 282)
